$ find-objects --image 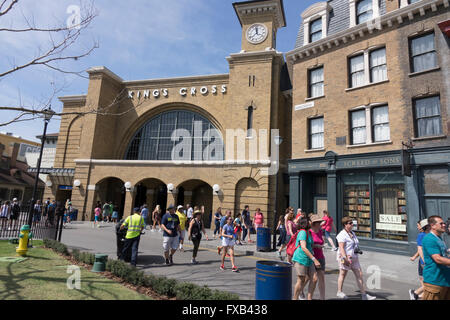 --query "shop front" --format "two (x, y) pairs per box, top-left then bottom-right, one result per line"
(289, 151), (417, 255)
